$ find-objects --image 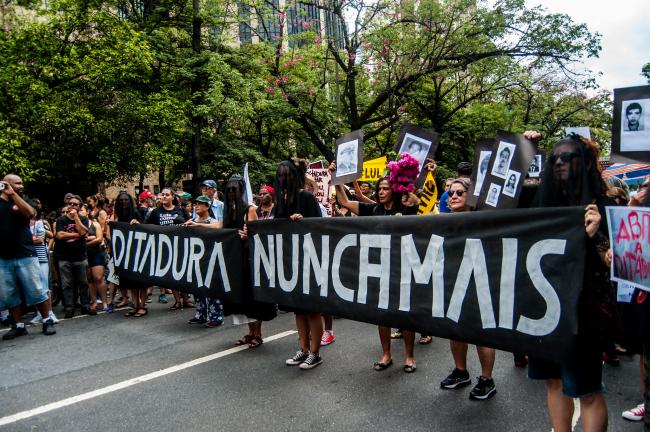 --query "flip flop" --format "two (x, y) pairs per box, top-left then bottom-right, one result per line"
(249, 336), (263, 348)
(235, 335), (254, 346)
(373, 360), (393, 371)
(133, 309), (148, 317)
(403, 364), (417, 373)
(418, 336), (433, 345)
